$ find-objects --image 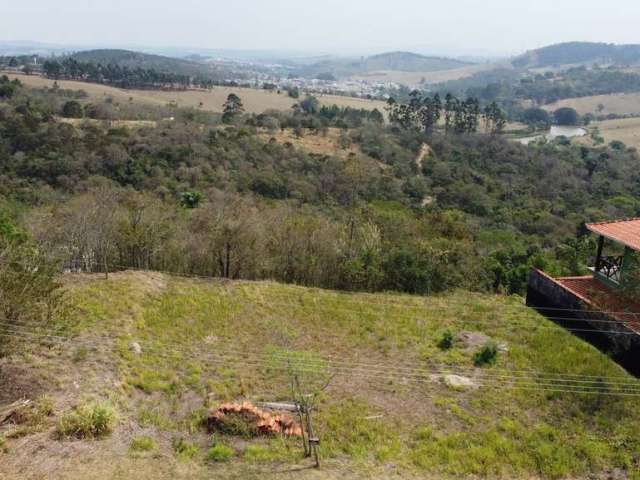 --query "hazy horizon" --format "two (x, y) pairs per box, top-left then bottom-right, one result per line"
(4, 0), (640, 58)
